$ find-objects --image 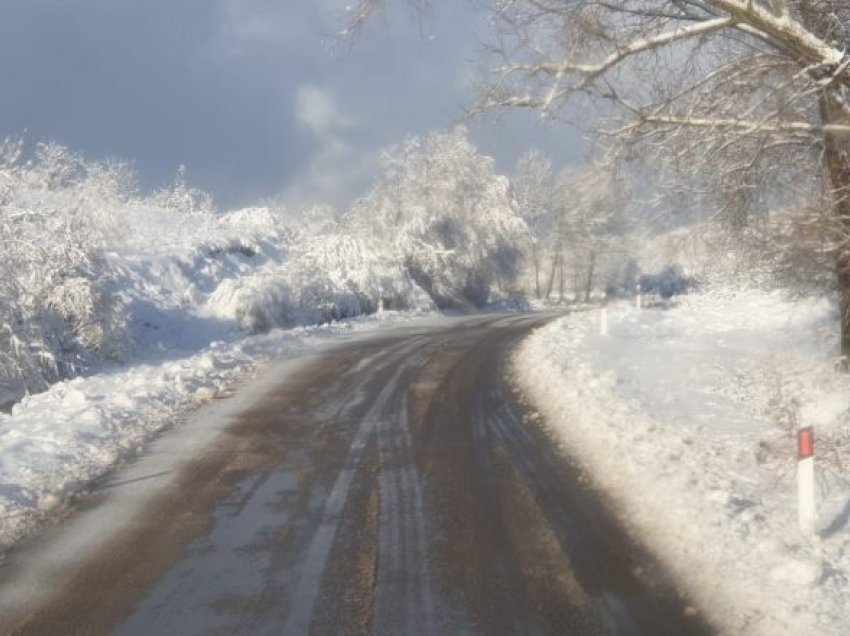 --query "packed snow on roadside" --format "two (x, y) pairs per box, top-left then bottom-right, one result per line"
(0, 305), (436, 554)
(515, 289), (850, 635)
